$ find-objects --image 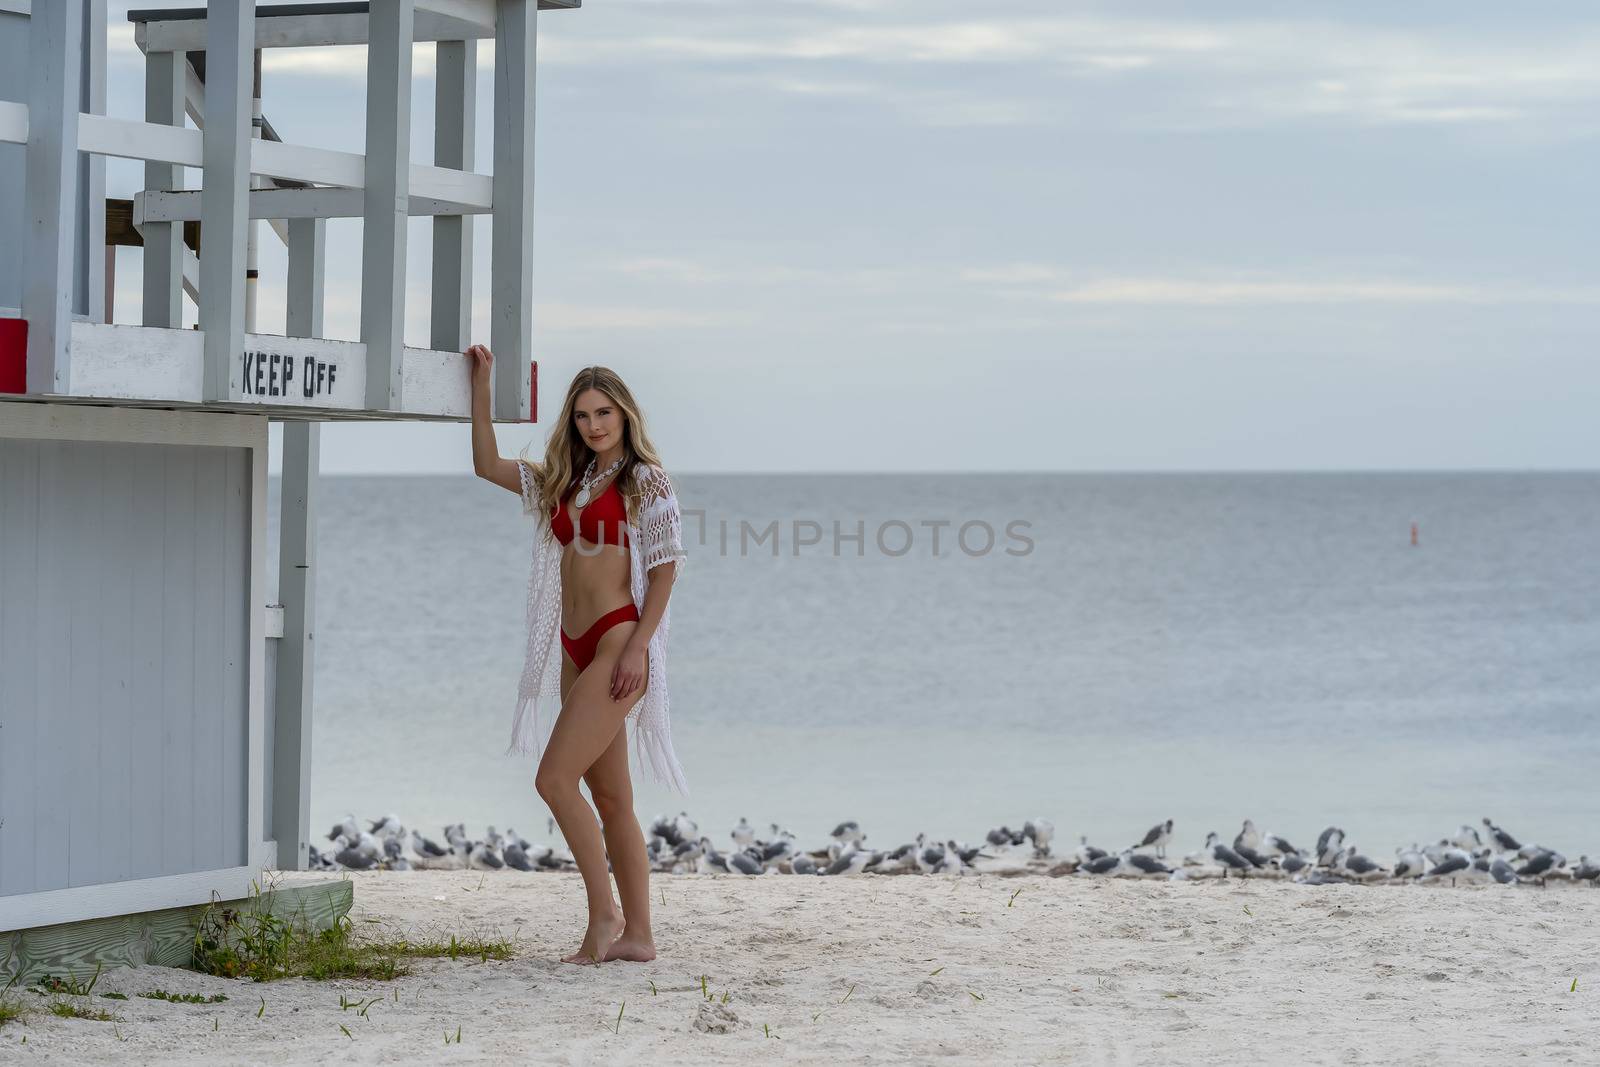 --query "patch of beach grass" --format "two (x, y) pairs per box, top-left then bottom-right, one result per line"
(190, 873), (515, 983)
